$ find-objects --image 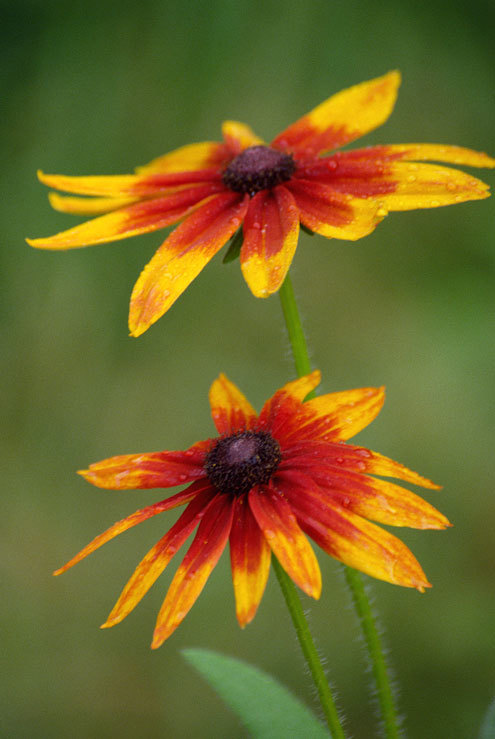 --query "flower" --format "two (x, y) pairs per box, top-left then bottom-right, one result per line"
(54, 371), (450, 648)
(28, 72), (494, 336)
